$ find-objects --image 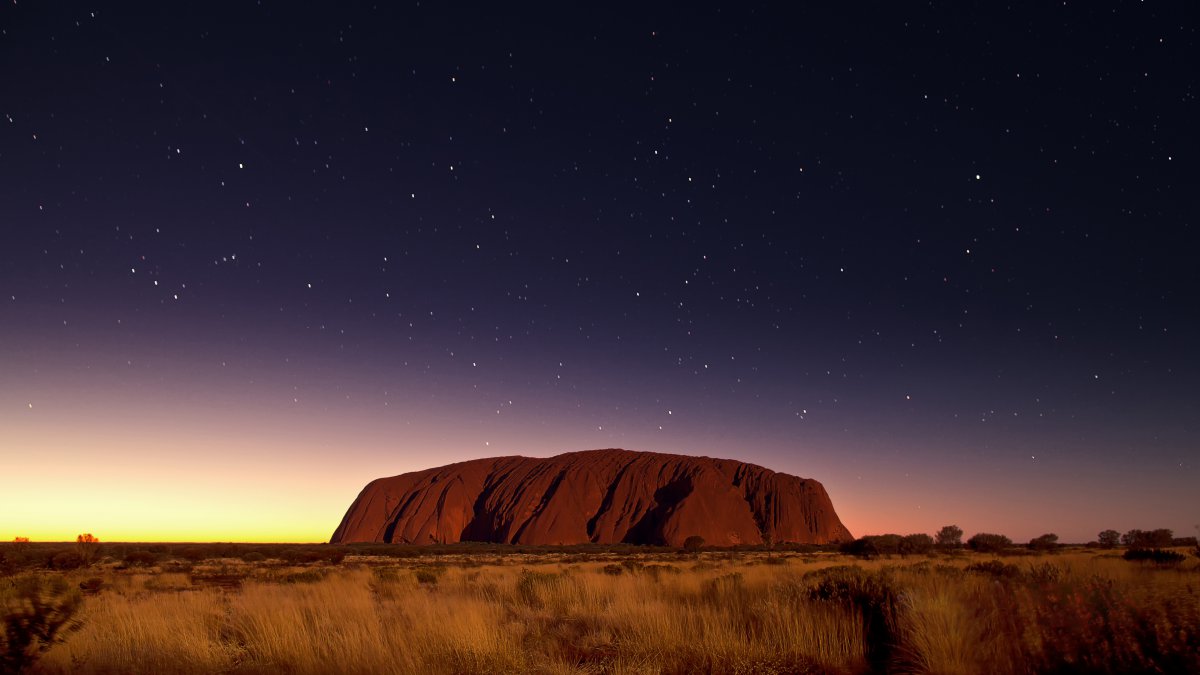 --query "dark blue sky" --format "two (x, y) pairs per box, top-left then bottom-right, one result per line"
(2, 2), (1196, 542)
